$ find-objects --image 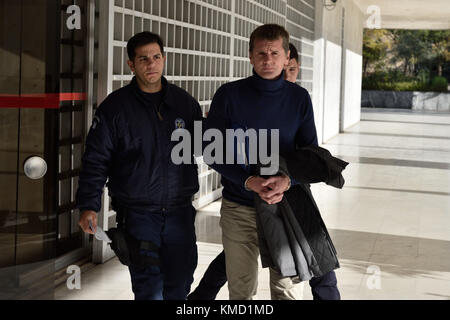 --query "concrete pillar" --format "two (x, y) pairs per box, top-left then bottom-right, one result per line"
(312, 0), (364, 144)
